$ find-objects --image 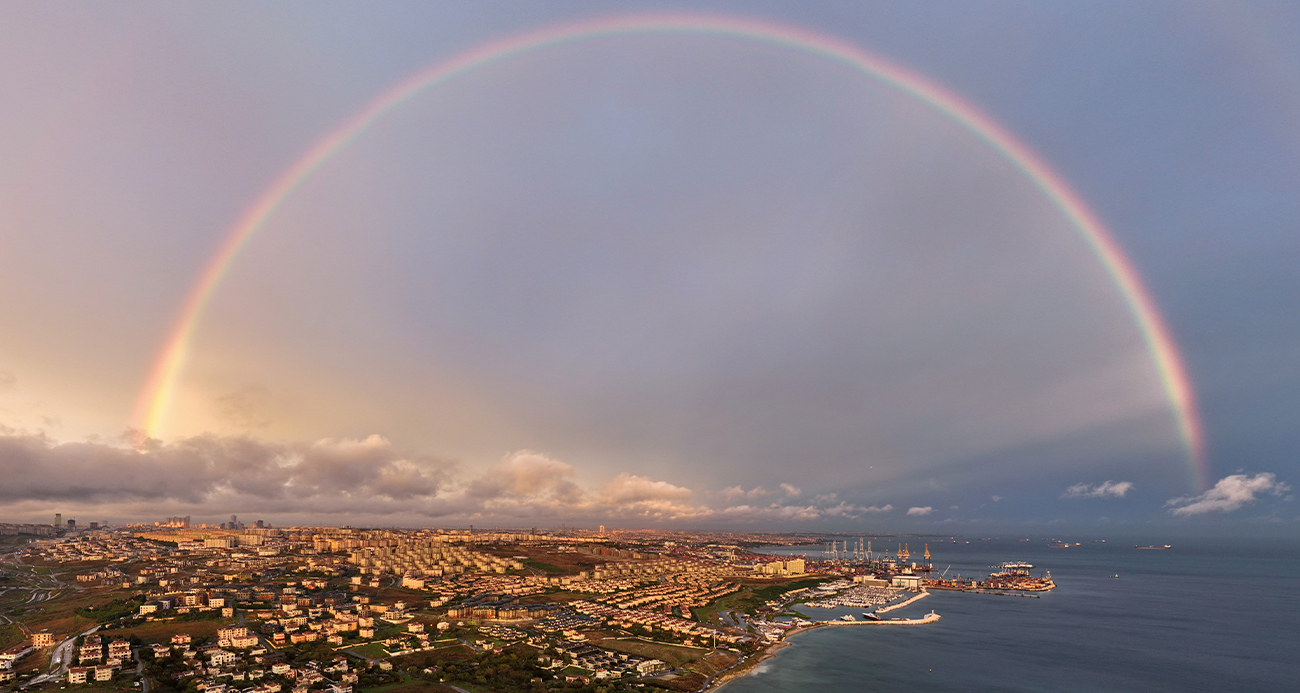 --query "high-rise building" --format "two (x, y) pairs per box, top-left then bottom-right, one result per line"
(67, 519), (75, 529)
(54, 513), (61, 527)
